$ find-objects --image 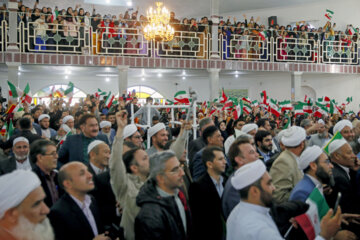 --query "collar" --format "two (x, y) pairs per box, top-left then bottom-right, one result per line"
(289, 151), (300, 165)
(156, 186), (179, 197)
(337, 164), (350, 179)
(70, 194), (92, 209)
(306, 174), (323, 193)
(241, 201), (270, 215)
(210, 175), (224, 186)
(89, 162), (104, 175)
